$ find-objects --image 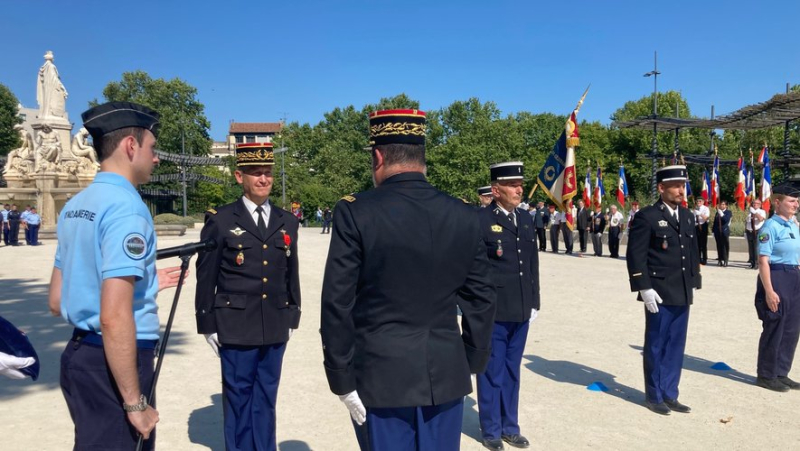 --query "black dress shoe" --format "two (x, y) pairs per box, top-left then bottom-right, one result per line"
(645, 401), (671, 415)
(756, 376), (790, 392)
(664, 399), (691, 413)
(778, 376), (800, 390)
(502, 434), (530, 448)
(482, 438), (504, 451)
